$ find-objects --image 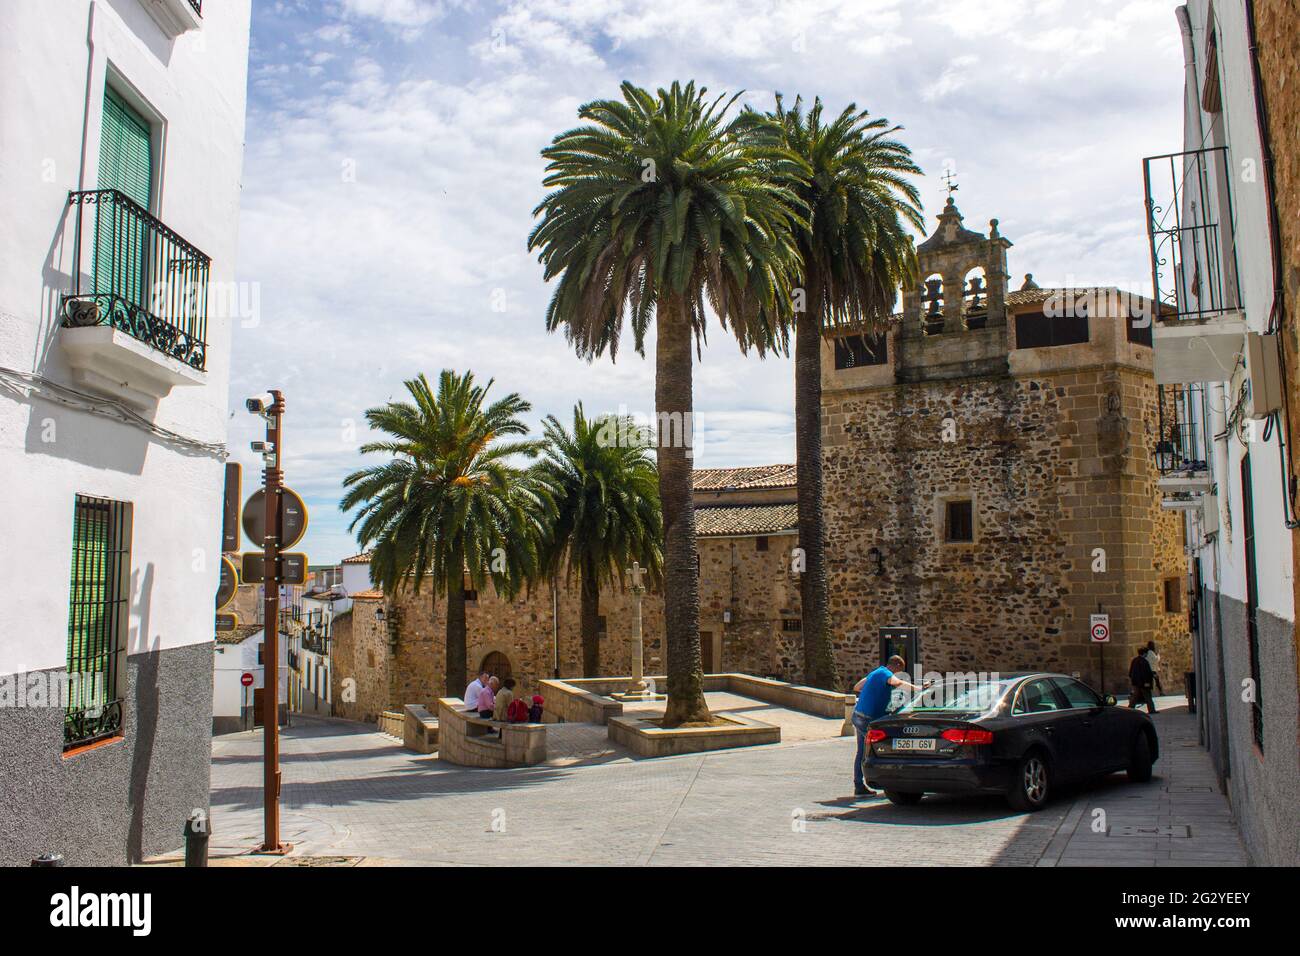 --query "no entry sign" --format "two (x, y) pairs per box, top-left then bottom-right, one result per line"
(241, 672), (255, 688)
(1090, 613), (1111, 643)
